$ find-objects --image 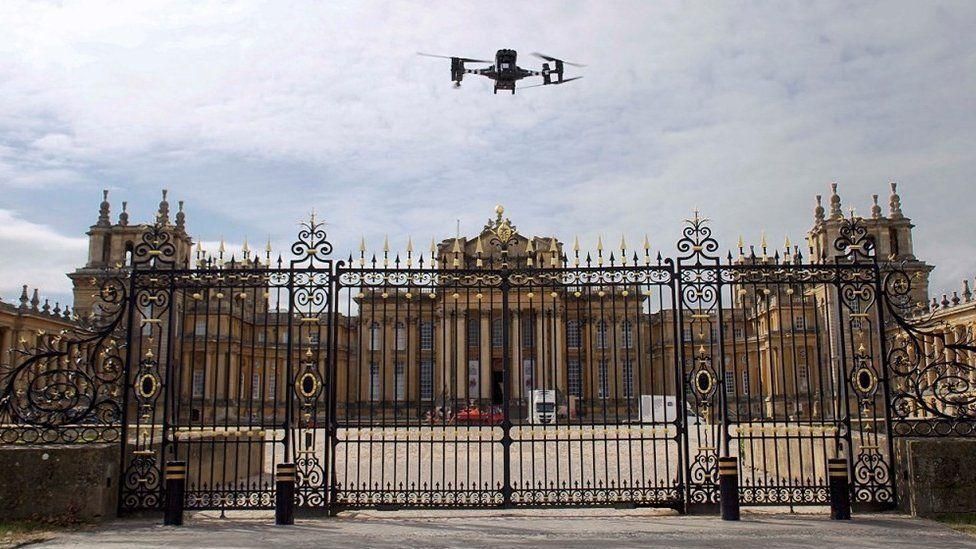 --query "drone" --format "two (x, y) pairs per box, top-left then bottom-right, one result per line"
(418, 49), (584, 95)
